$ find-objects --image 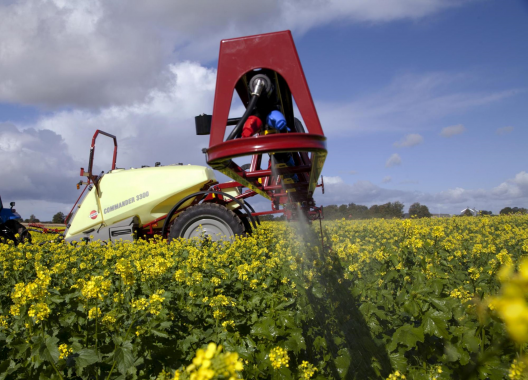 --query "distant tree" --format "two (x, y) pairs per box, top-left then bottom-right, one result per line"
(368, 202), (404, 219)
(409, 203), (432, 218)
(348, 203), (369, 219)
(391, 201), (405, 218)
(323, 205), (340, 220)
(338, 204), (348, 218)
(52, 212), (66, 224)
(28, 214), (40, 223)
(368, 204), (380, 218)
(479, 210), (492, 216)
(500, 207), (527, 215)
